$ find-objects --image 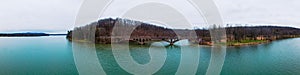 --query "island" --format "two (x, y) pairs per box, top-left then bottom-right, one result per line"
(67, 18), (300, 46)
